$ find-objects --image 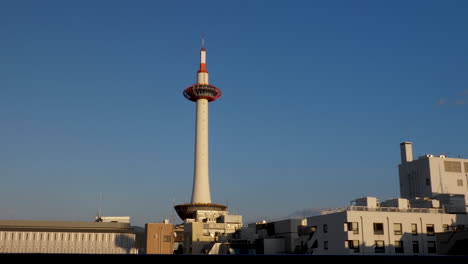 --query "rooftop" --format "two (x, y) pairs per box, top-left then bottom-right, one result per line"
(320, 206), (445, 215)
